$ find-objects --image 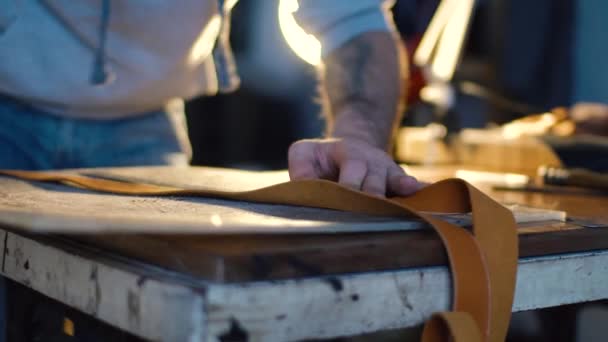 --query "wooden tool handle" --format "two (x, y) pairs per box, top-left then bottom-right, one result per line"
(540, 166), (608, 190)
